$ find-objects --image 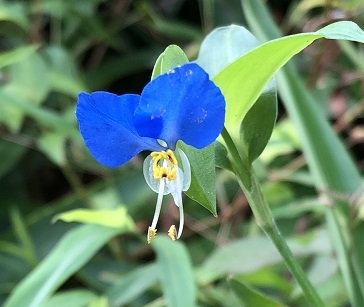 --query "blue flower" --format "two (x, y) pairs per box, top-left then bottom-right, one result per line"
(76, 63), (225, 242)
